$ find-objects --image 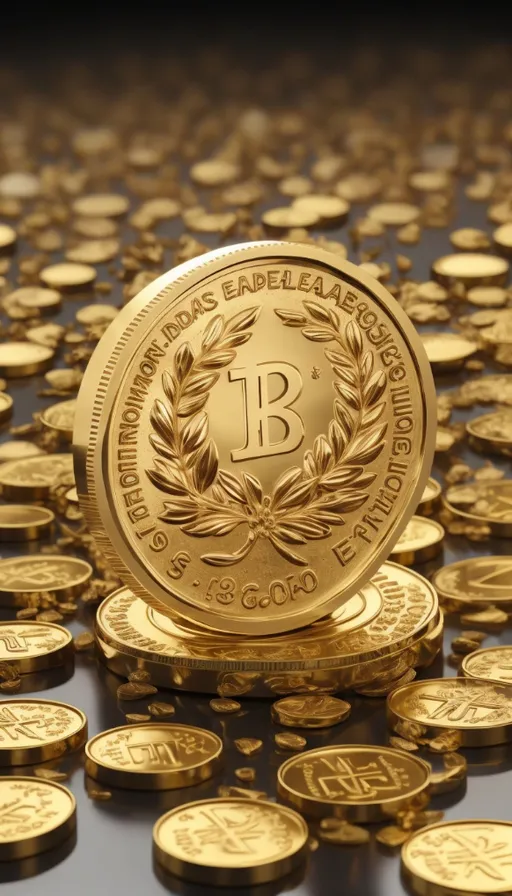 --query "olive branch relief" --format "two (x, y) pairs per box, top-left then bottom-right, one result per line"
(146, 301), (388, 567)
